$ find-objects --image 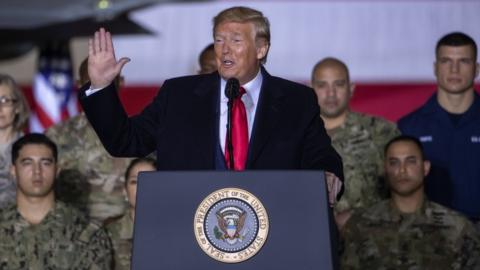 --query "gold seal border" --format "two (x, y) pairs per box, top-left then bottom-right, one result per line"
(193, 187), (269, 263)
